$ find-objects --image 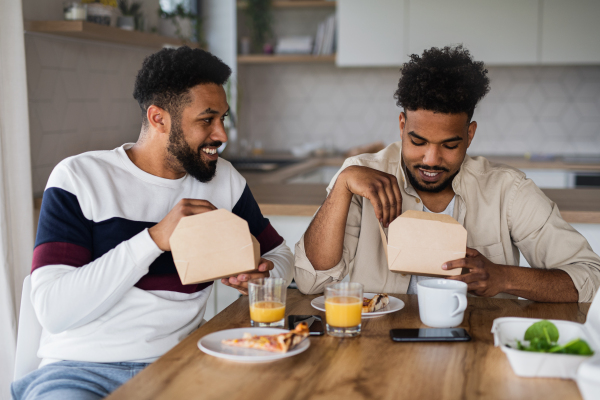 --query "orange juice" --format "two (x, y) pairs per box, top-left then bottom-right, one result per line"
(325, 296), (362, 327)
(250, 301), (285, 323)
